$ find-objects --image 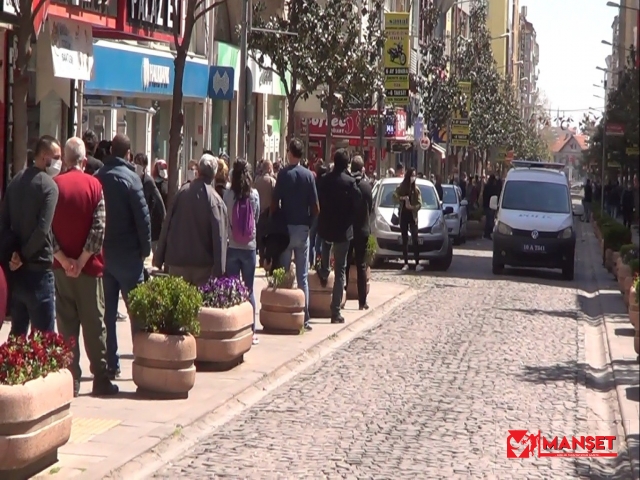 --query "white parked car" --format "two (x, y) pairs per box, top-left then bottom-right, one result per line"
(441, 184), (468, 245)
(370, 177), (453, 270)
